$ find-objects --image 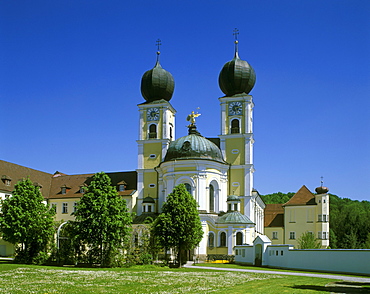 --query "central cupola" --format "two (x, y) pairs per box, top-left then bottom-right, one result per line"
(163, 111), (225, 163)
(140, 39), (175, 102)
(218, 29), (256, 96)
